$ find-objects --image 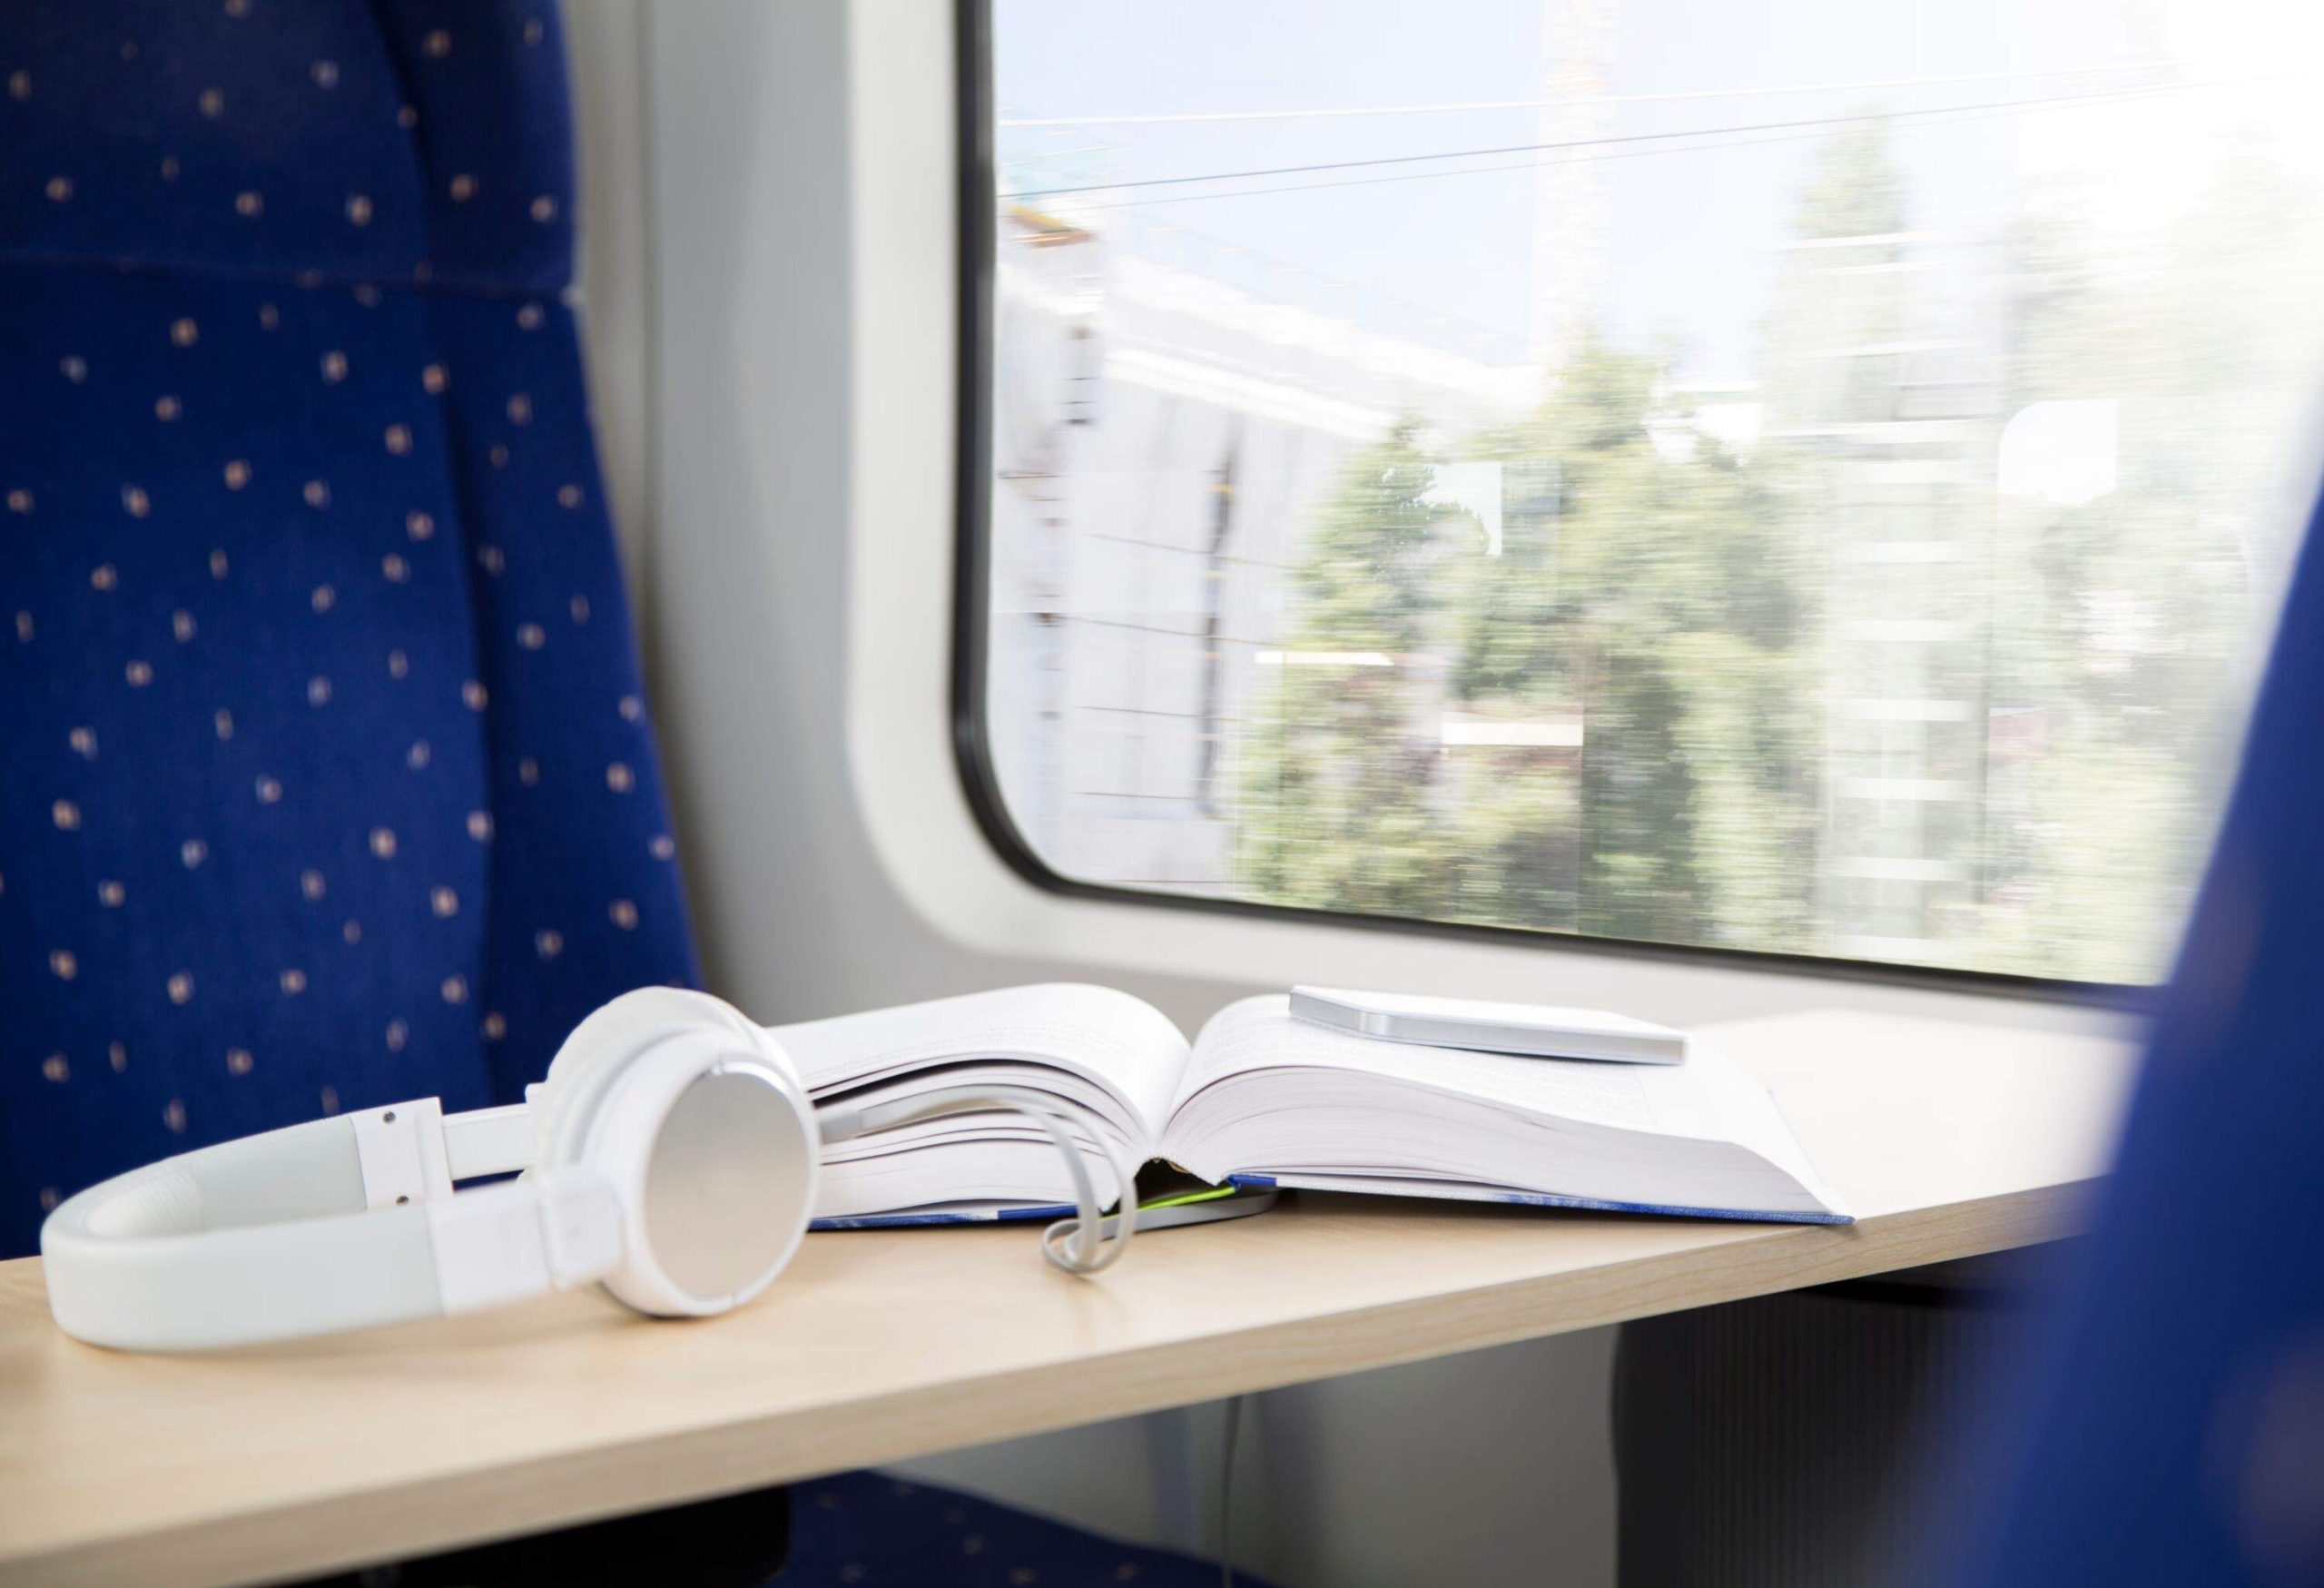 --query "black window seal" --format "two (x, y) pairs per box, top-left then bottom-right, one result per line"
(945, 0), (2142, 1012)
